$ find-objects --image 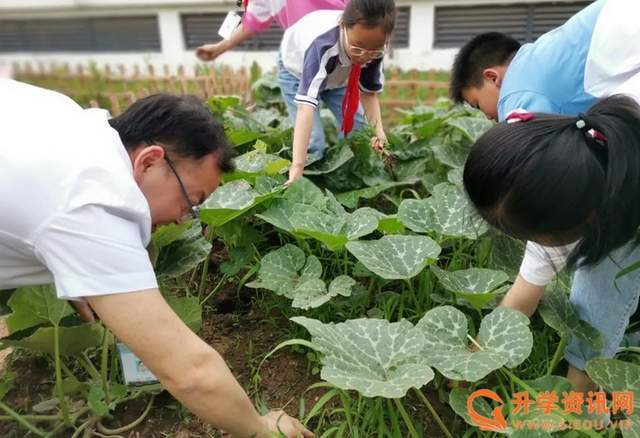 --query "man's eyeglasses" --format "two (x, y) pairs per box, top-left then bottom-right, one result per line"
(163, 154), (199, 220)
(343, 28), (387, 60)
